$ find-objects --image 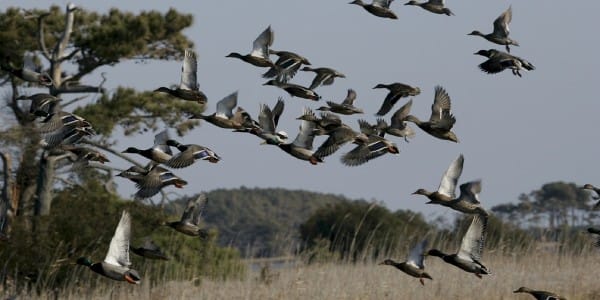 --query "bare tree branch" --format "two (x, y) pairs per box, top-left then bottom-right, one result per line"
(53, 4), (77, 61)
(37, 12), (52, 61)
(0, 151), (14, 237)
(60, 95), (88, 108)
(59, 49), (80, 63)
(80, 140), (144, 168)
(53, 84), (105, 94)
